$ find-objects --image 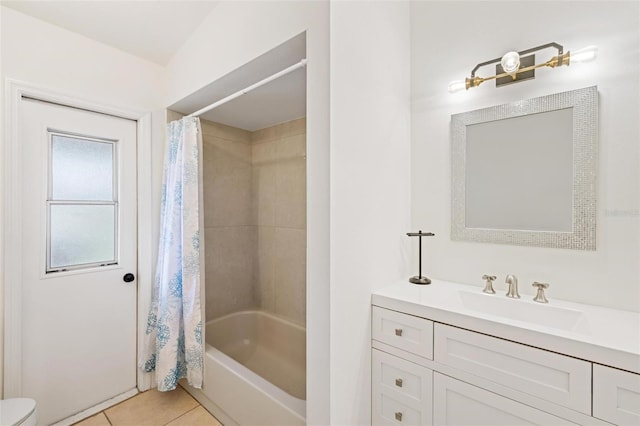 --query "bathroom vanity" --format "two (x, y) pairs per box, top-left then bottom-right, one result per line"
(371, 280), (640, 425)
